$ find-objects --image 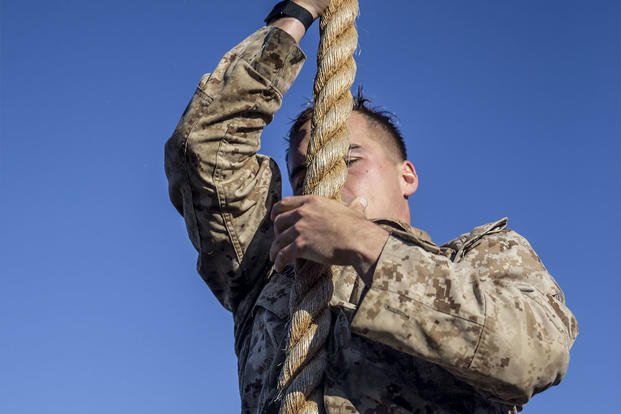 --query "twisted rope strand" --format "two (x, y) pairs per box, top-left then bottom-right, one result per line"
(277, 0), (359, 413)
